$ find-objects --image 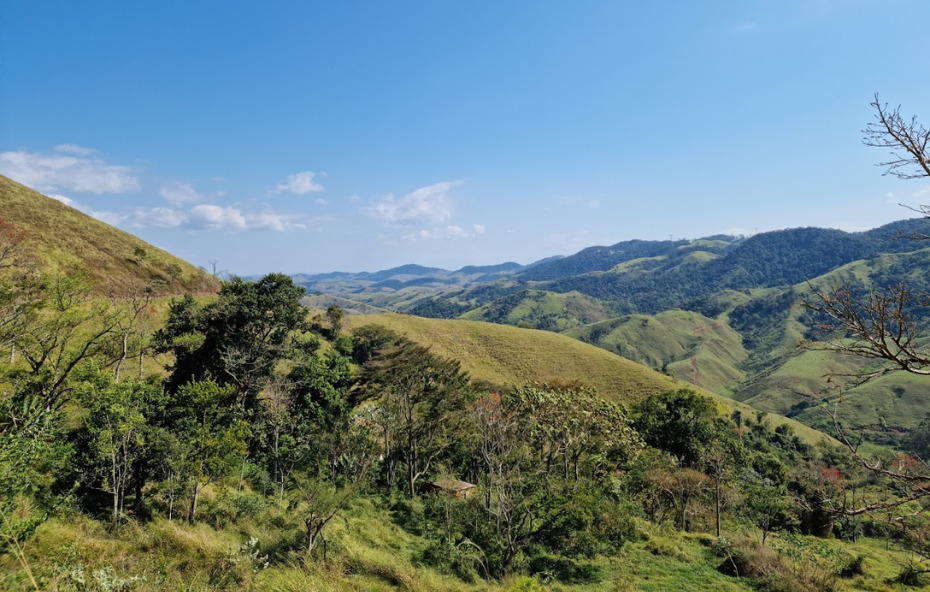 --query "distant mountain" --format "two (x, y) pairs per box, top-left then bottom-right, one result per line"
(0, 175), (219, 295)
(330, 219), (930, 446)
(454, 262), (524, 275)
(363, 264), (449, 282)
